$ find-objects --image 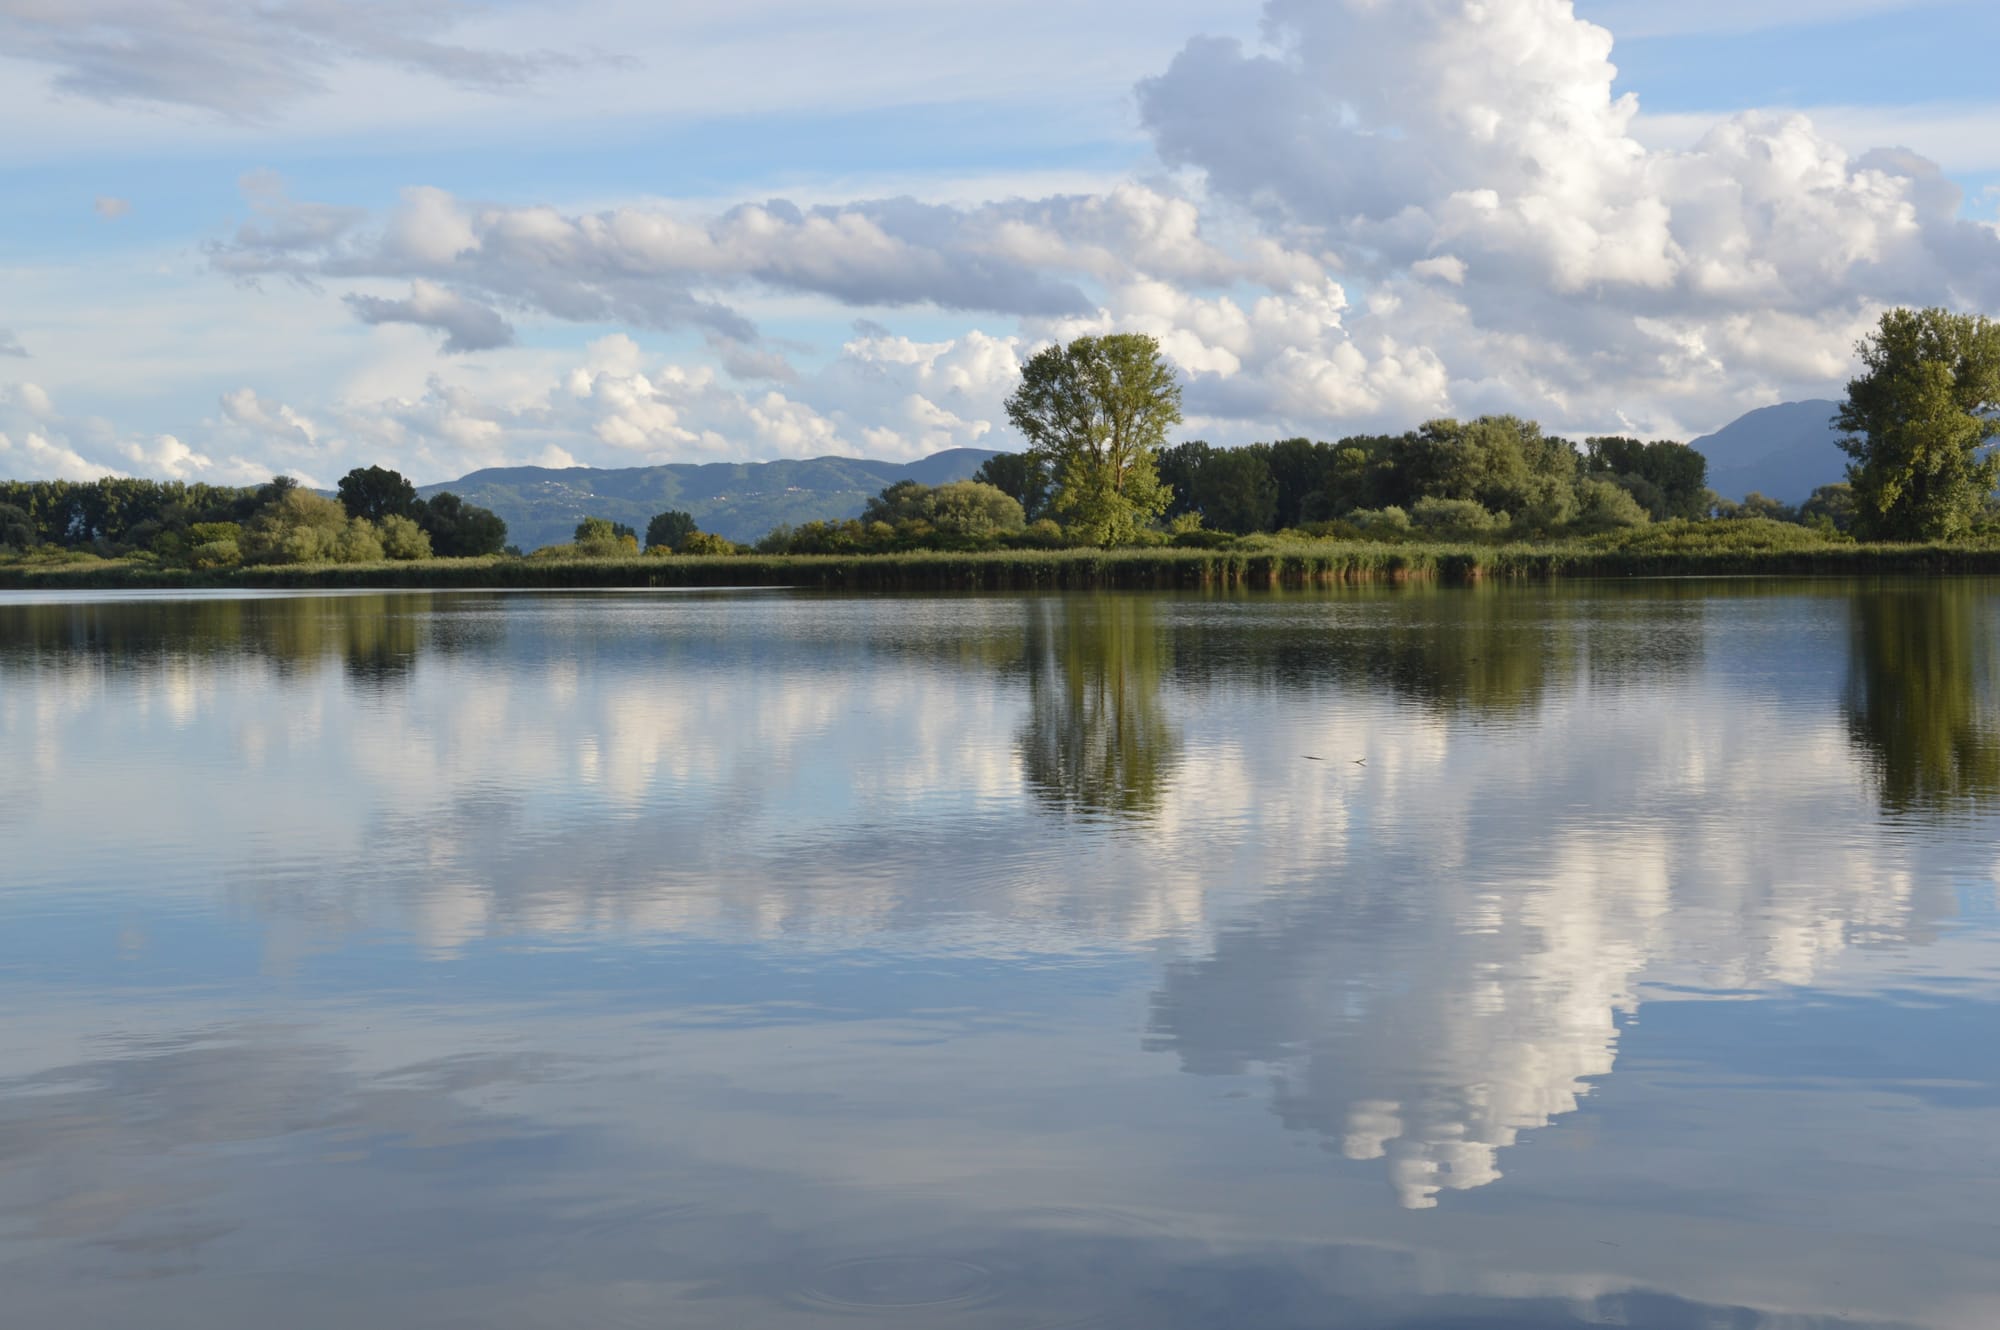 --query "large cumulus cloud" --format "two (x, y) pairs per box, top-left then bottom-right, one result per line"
(1138, 0), (2000, 432)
